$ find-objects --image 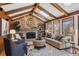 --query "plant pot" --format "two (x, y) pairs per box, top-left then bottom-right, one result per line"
(33, 39), (46, 49)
